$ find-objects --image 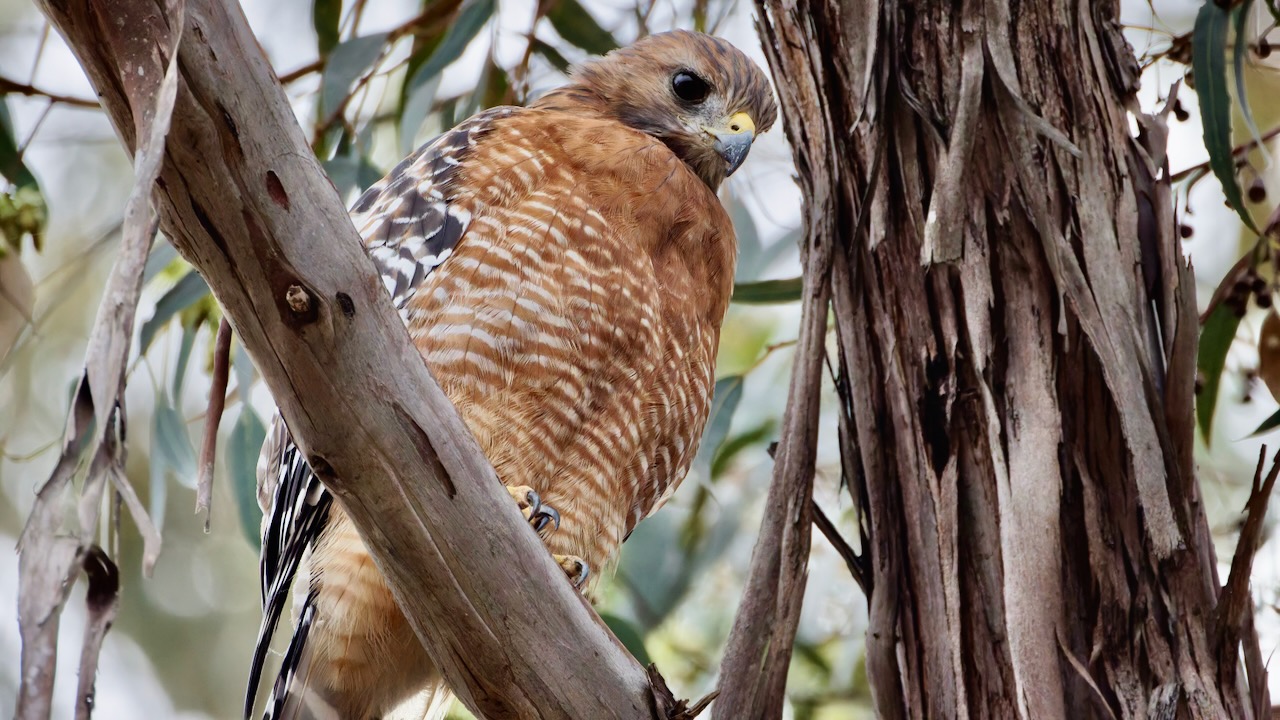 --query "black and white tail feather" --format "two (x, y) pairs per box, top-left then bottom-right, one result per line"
(244, 107), (512, 720)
